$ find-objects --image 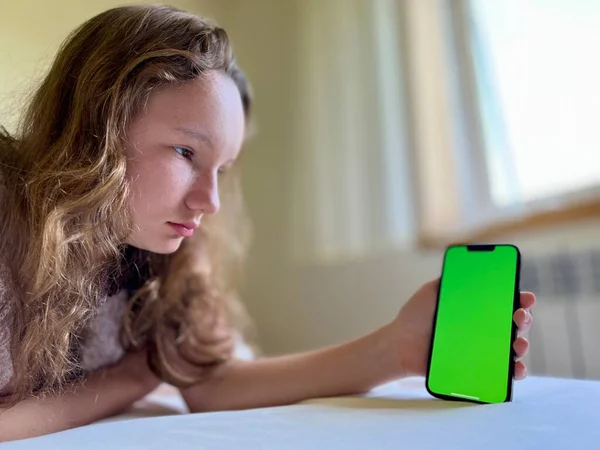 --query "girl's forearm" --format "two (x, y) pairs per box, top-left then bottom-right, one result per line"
(181, 324), (402, 412)
(0, 352), (160, 442)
